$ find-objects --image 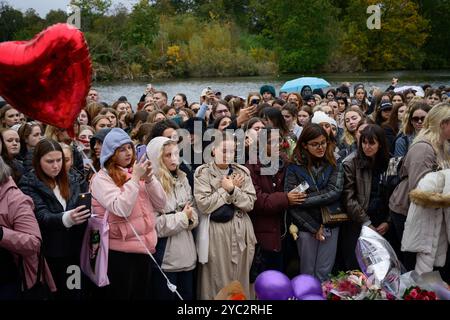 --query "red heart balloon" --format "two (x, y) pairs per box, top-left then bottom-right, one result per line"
(0, 23), (92, 130)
